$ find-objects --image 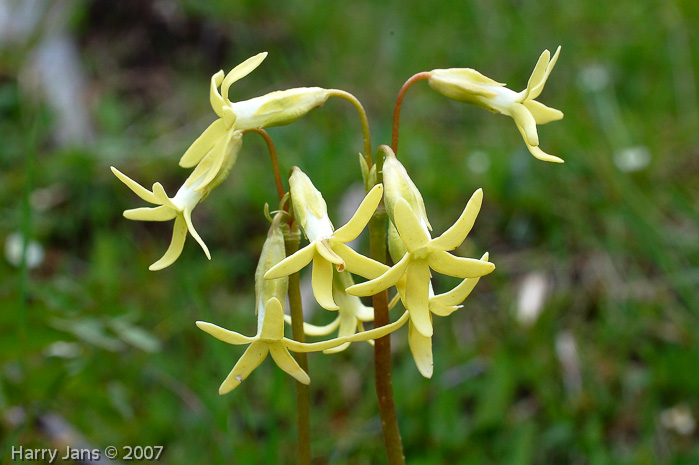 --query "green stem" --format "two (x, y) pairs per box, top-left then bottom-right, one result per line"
(369, 147), (405, 465)
(284, 222), (311, 465)
(328, 89), (372, 166)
